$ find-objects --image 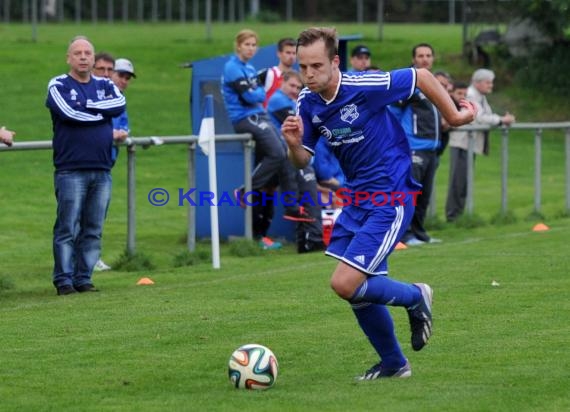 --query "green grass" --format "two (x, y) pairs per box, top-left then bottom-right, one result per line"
(1, 22), (569, 411)
(1, 221), (569, 411)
